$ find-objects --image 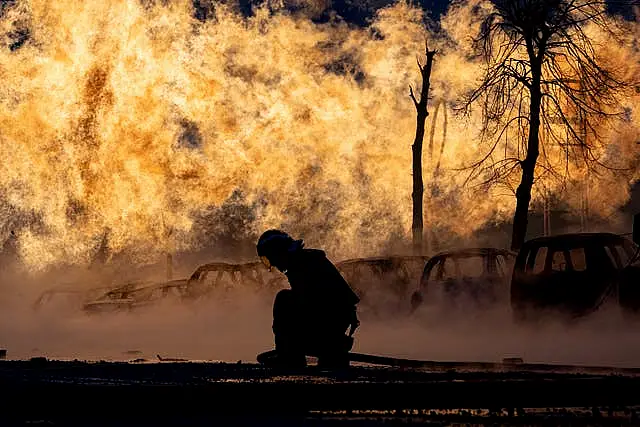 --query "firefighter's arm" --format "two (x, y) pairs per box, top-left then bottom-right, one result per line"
(318, 256), (360, 335)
